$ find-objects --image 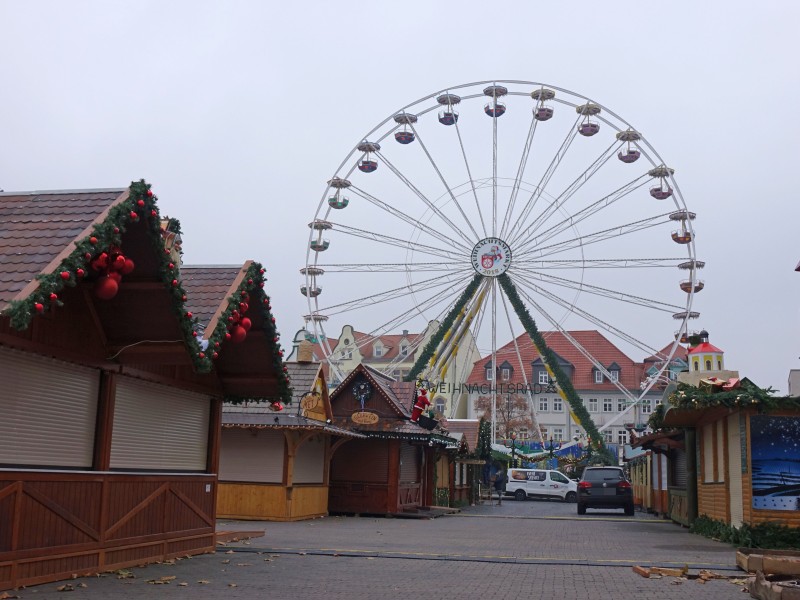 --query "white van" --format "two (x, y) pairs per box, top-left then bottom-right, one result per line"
(505, 468), (577, 503)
